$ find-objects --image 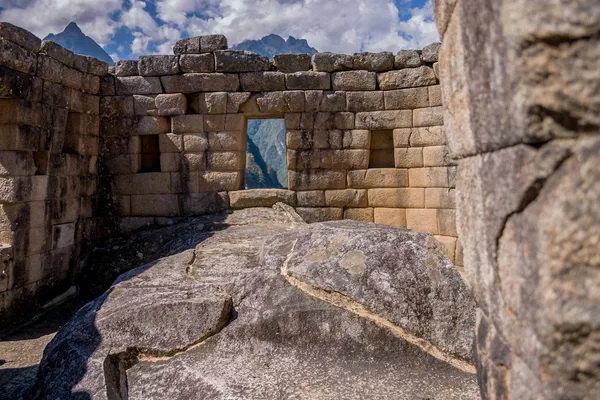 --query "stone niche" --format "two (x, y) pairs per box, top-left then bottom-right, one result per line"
(0, 22), (459, 326)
